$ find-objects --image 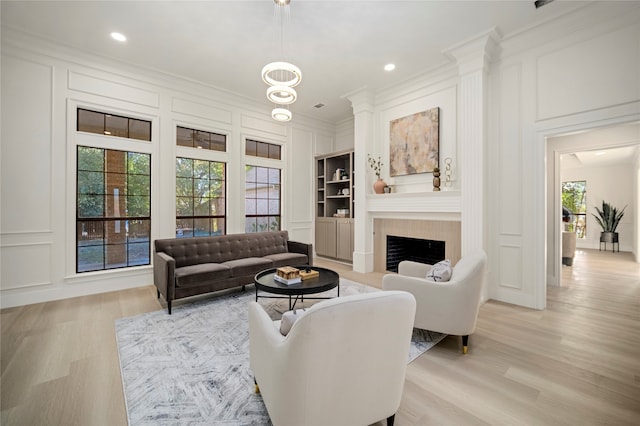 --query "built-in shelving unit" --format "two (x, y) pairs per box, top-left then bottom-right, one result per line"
(315, 150), (355, 262)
